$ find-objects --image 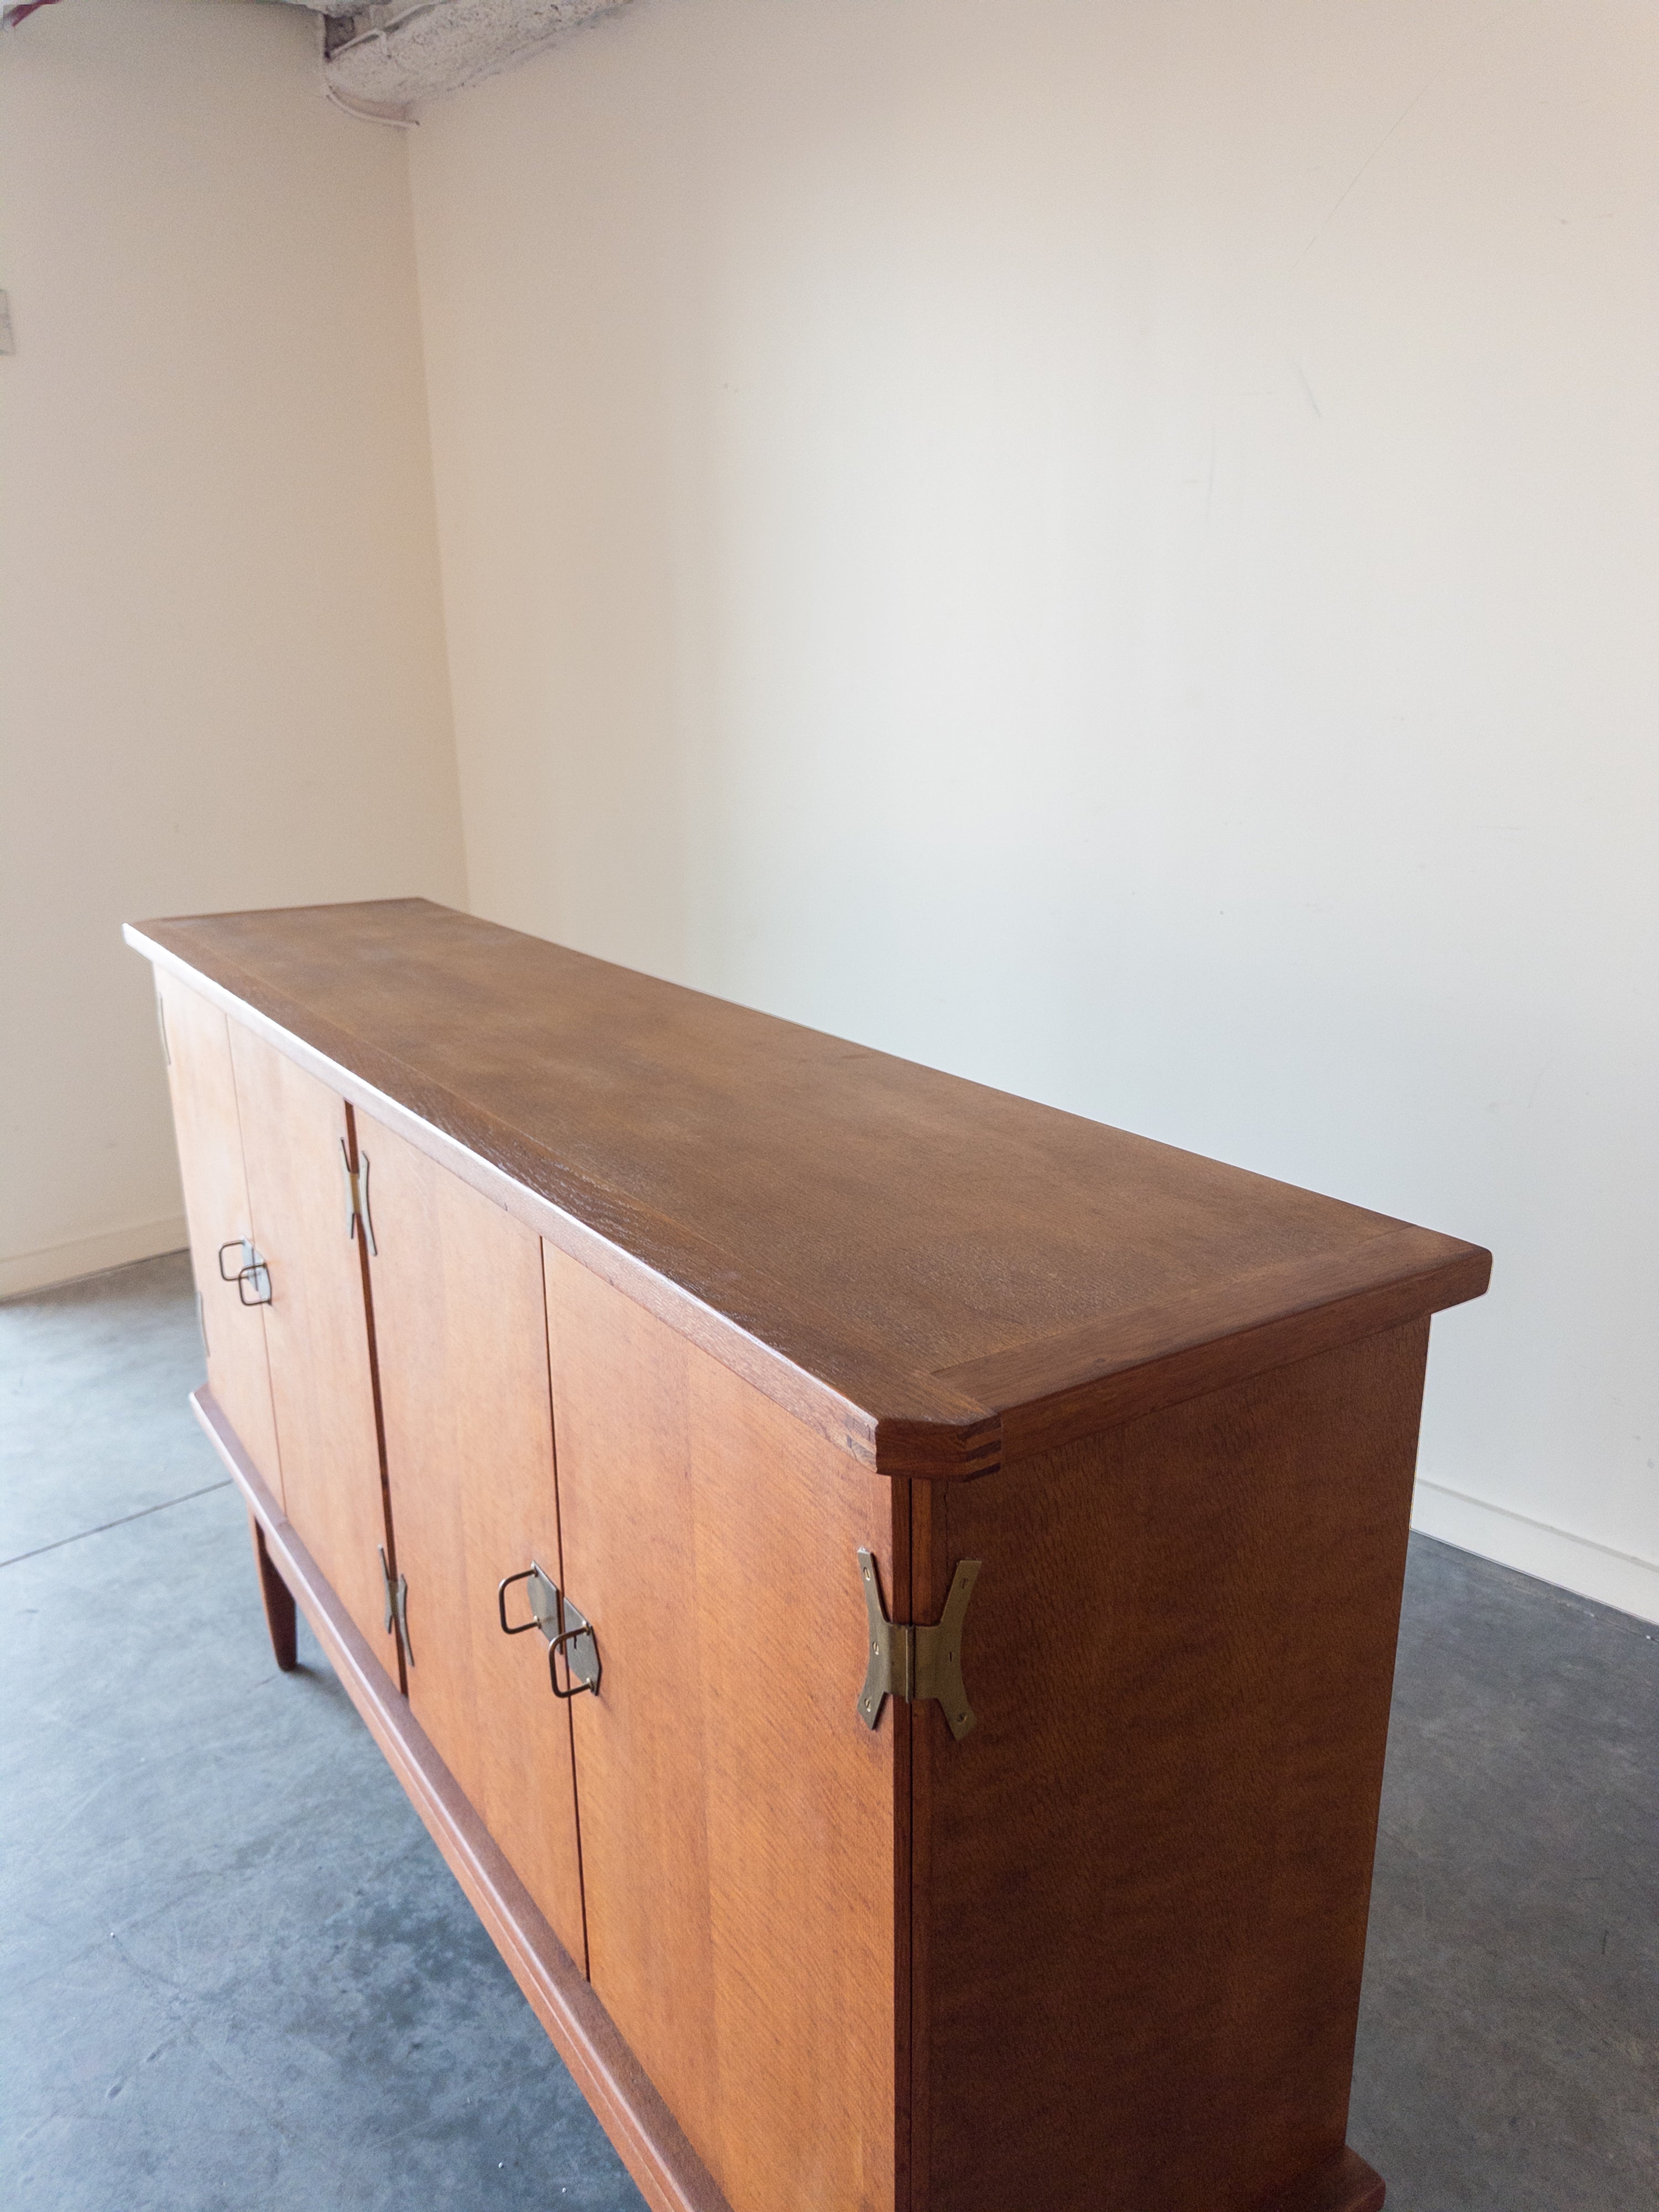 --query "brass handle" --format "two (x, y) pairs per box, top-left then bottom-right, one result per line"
(547, 1619), (601, 1700)
(497, 1565), (544, 1635)
(497, 1563), (601, 1698)
(217, 1238), (271, 1306)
